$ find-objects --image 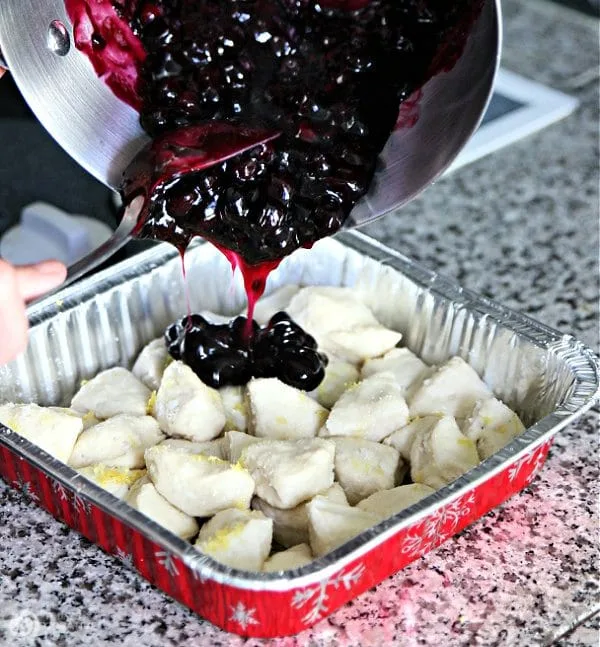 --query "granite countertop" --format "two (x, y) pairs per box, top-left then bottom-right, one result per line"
(0, 1), (598, 645)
